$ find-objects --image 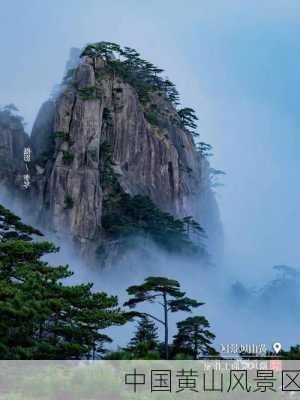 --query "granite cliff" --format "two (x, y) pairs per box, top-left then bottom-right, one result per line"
(0, 105), (29, 195)
(0, 43), (222, 266)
